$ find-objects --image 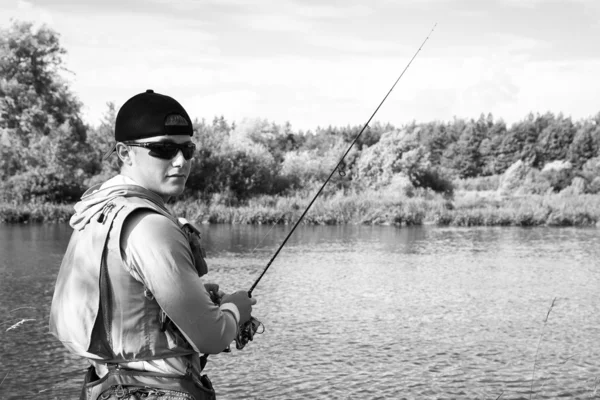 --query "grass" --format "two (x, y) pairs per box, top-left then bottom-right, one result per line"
(2, 189), (600, 227)
(171, 189), (600, 227)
